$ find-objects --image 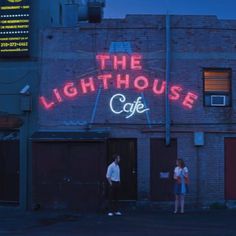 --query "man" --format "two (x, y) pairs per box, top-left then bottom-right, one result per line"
(106, 154), (122, 216)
